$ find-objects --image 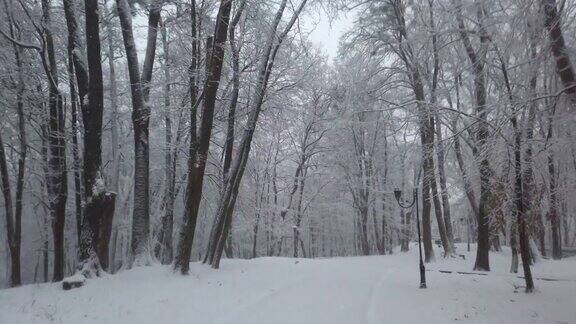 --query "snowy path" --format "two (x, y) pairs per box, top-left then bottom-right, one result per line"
(1, 244), (575, 324)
